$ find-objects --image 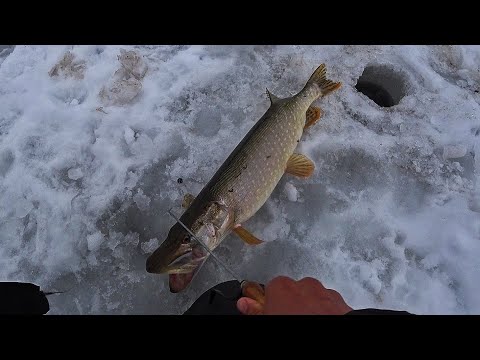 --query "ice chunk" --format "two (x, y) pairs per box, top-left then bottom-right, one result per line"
(87, 253), (98, 266)
(284, 182), (298, 202)
(125, 232), (140, 247)
(87, 232), (104, 251)
(141, 238), (159, 254)
(124, 127), (135, 145)
(443, 144), (467, 160)
(68, 168), (83, 180)
(133, 189), (151, 211)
